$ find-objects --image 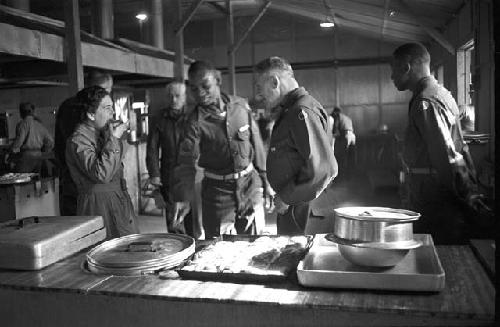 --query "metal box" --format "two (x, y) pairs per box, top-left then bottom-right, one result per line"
(0, 177), (59, 222)
(0, 216), (106, 270)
